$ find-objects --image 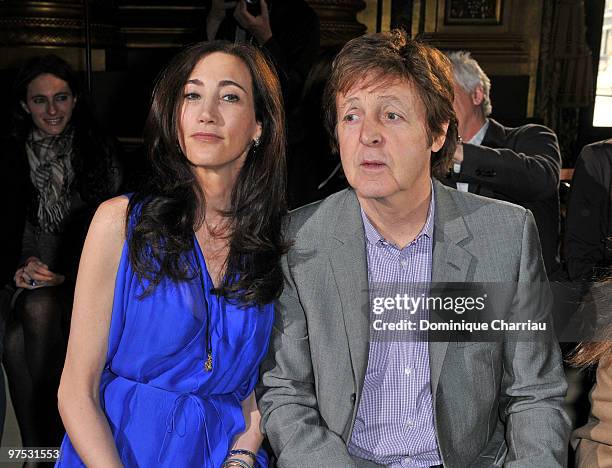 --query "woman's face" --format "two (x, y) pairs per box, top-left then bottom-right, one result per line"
(22, 73), (76, 136)
(178, 52), (262, 176)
